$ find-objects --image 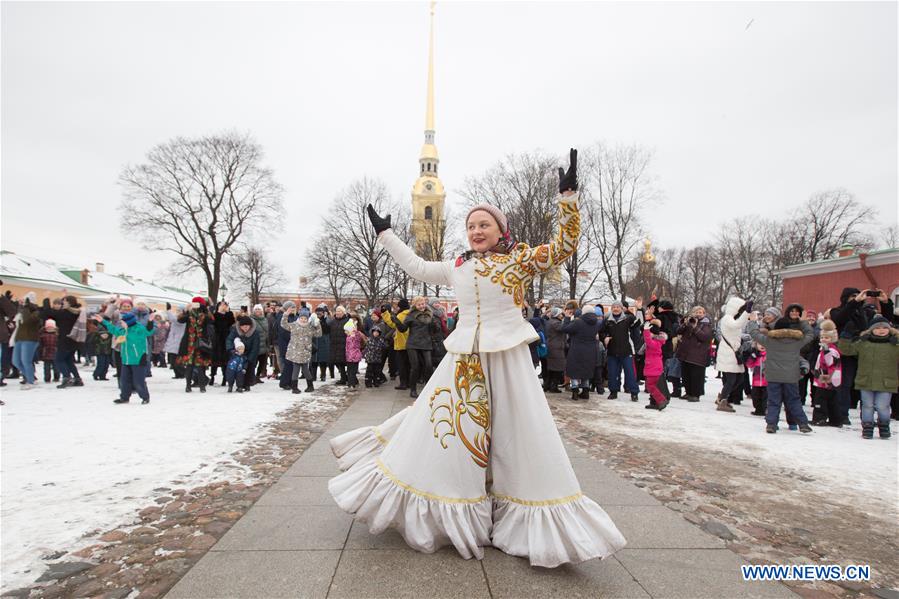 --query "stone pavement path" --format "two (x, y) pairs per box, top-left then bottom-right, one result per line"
(166, 385), (797, 599)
